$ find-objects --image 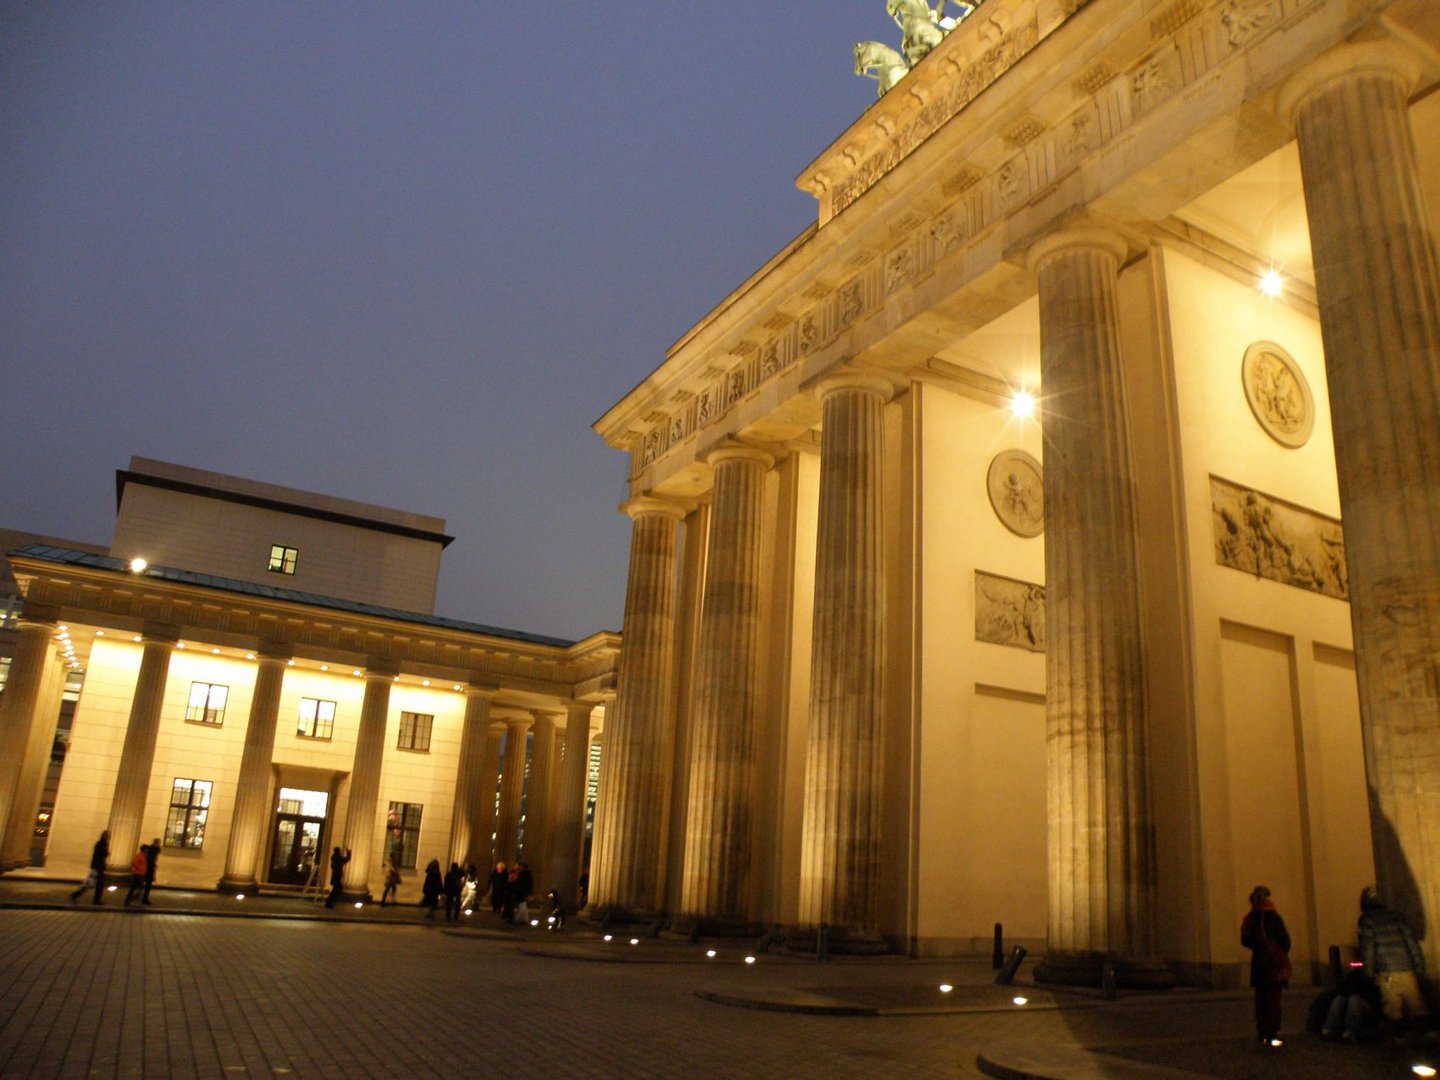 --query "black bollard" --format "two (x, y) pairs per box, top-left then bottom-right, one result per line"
(688, 920), (702, 944)
(1101, 963), (1117, 1000)
(816, 922), (830, 962)
(996, 945), (1027, 985)
(993, 923), (1004, 969)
